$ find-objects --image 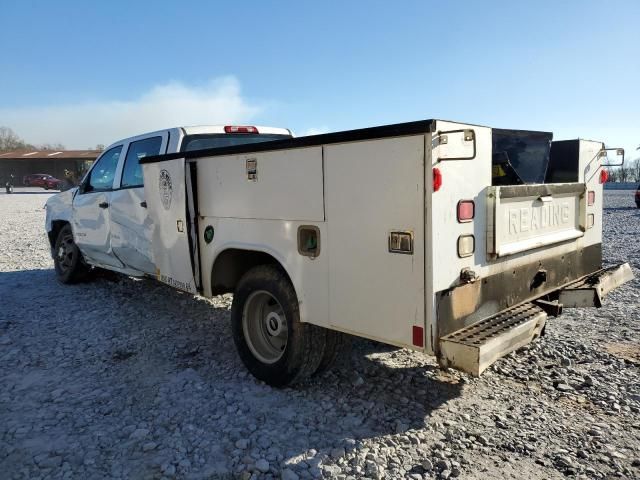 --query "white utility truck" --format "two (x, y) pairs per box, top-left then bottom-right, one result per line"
(45, 119), (633, 387)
